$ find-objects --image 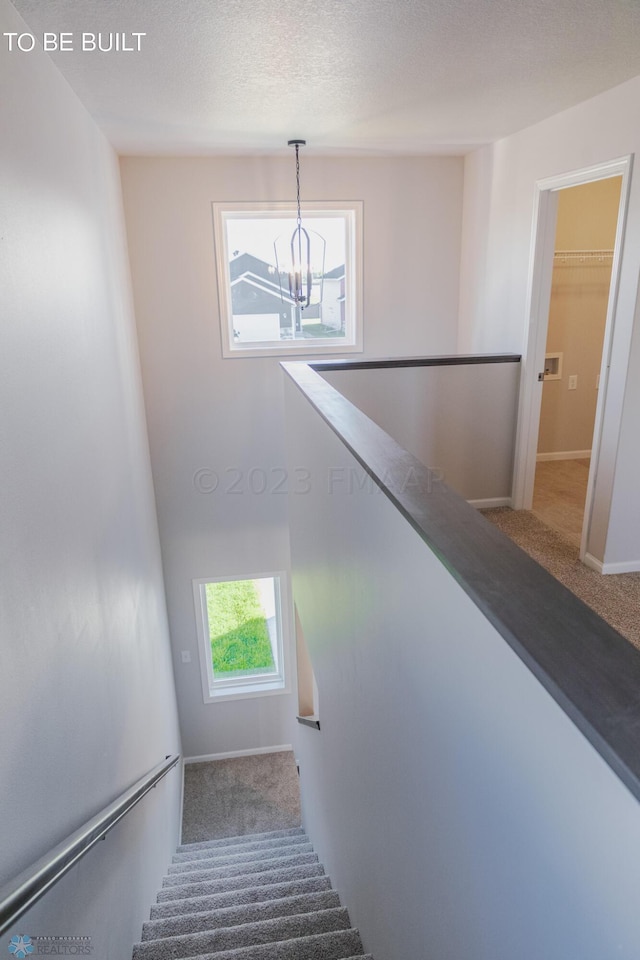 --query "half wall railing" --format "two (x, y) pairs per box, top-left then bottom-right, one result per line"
(283, 357), (640, 799)
(283, 354), (640, 958)
(312, 353), (521, 505)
